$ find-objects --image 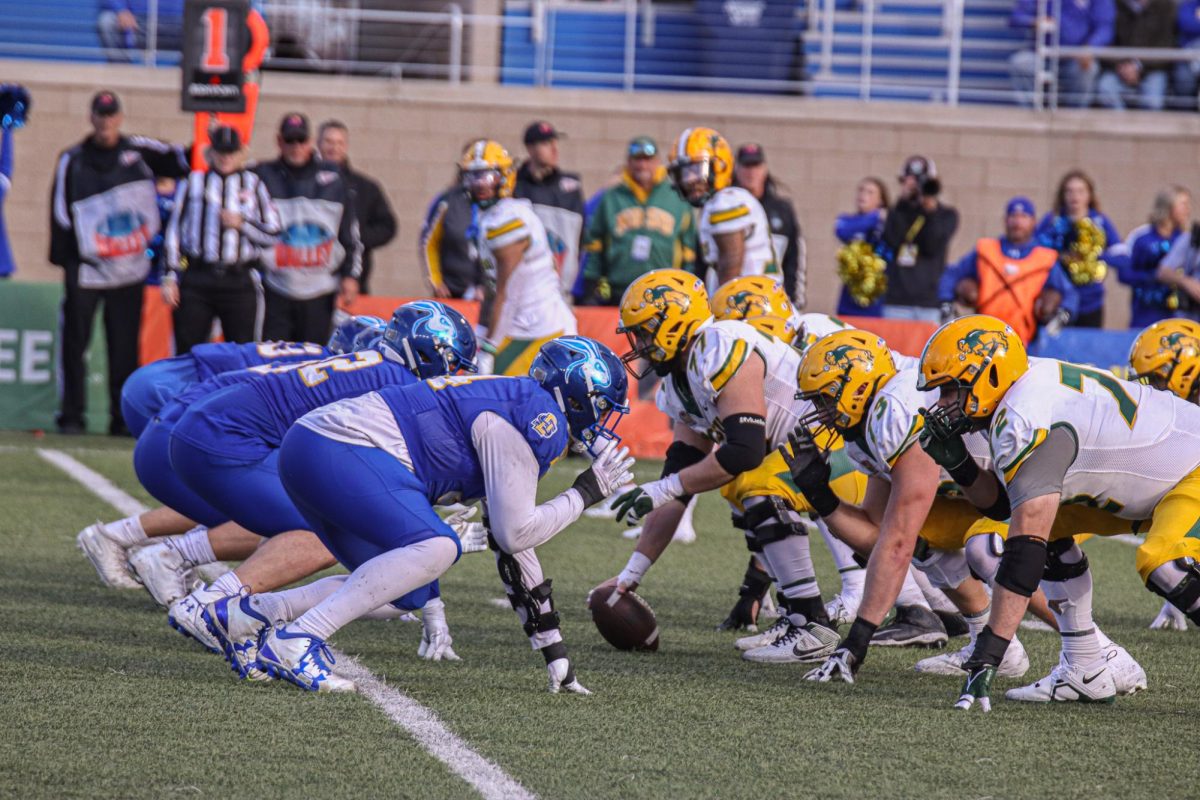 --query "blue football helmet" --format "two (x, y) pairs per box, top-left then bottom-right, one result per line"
(328, 315), (386, 355)
(529, 336), (629, 455)
(380, 301), (478, 378)
(351, 320), (386, 352)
